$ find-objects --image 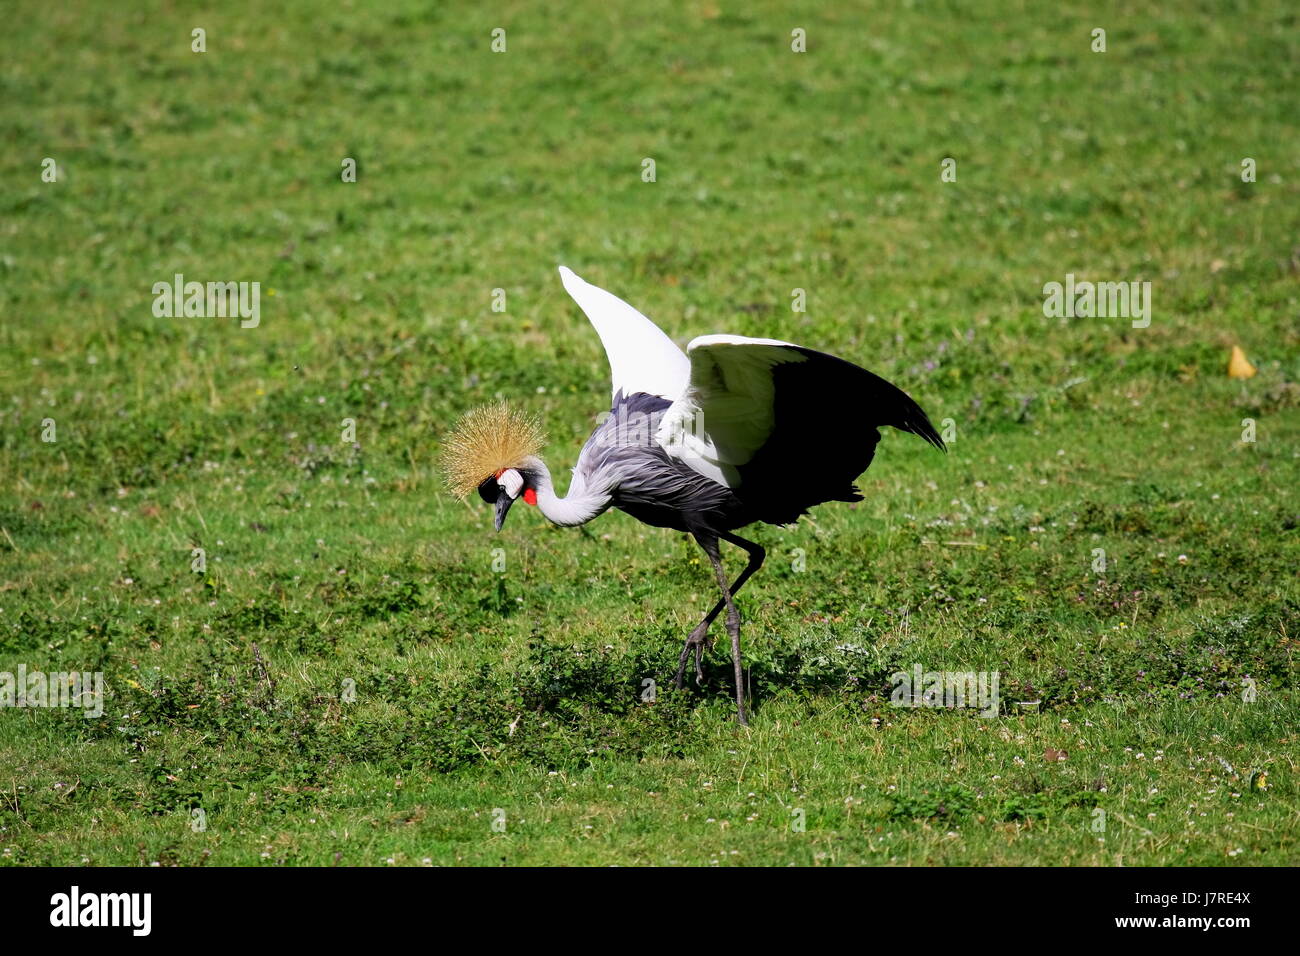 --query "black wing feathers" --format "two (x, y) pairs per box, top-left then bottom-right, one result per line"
(734, 346), (944, 525)
(791, 346), (946, 452)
